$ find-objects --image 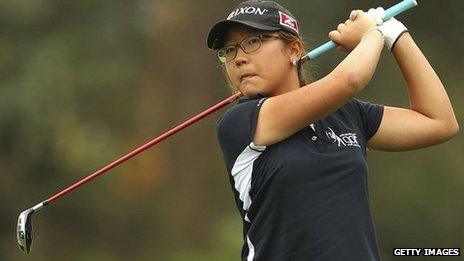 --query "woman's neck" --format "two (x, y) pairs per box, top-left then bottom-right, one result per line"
(272, 72), (300, 96)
